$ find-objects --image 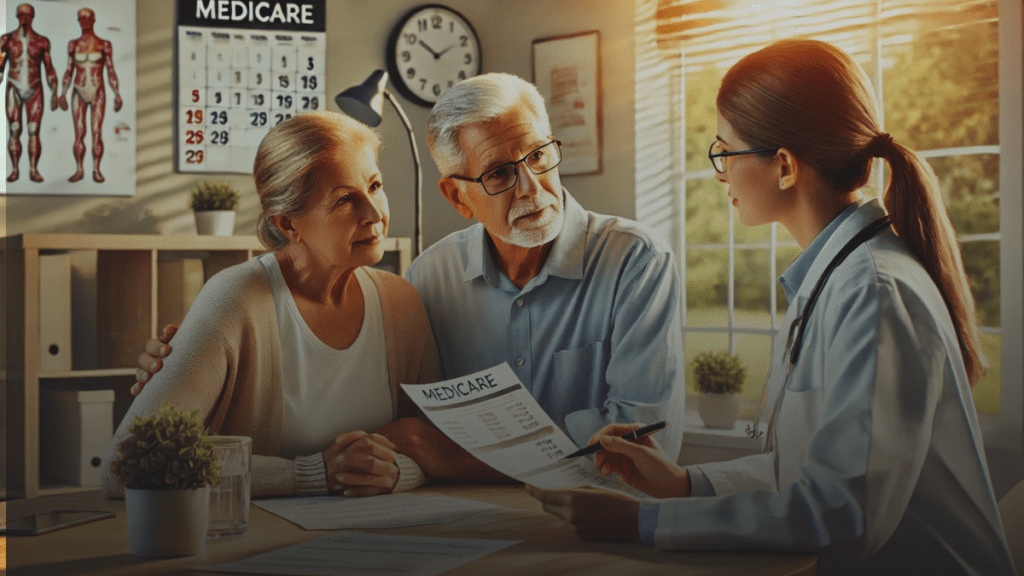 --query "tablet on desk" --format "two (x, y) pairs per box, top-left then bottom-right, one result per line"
(0, 510), (114, 535)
